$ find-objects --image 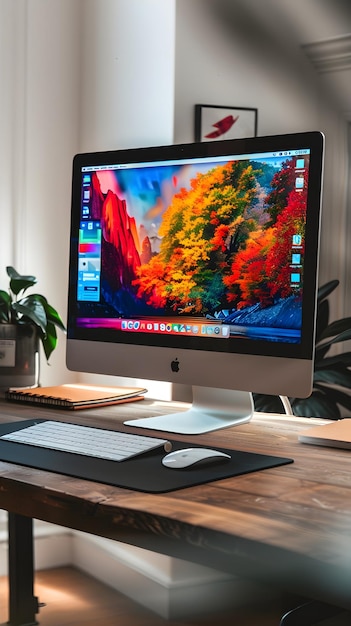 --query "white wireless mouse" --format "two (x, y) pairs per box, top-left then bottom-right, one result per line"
(162, 447), (231, 469)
